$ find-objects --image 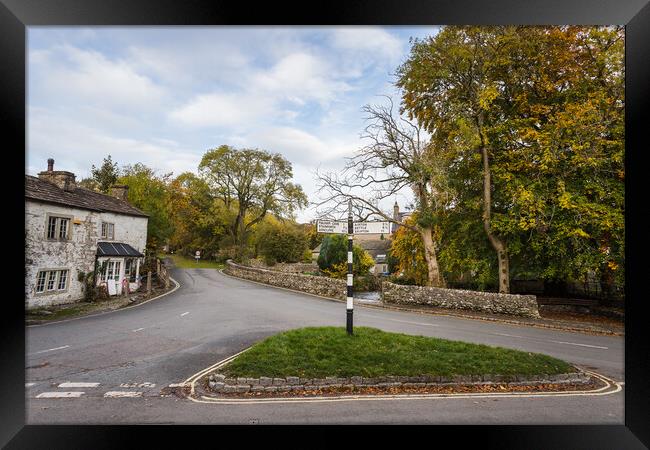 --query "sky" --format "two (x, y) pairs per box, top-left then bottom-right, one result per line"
(27, 26), (440, 223)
